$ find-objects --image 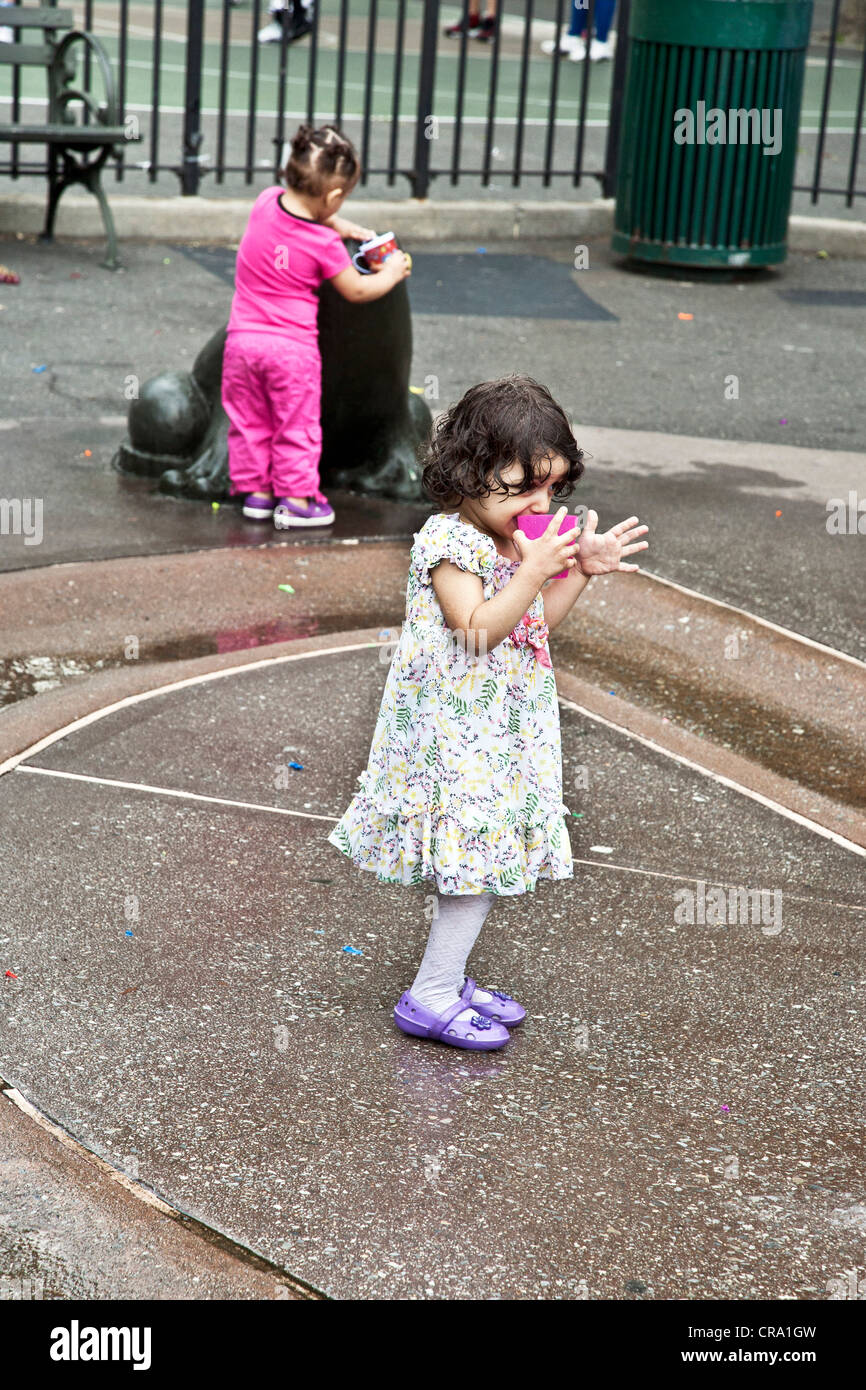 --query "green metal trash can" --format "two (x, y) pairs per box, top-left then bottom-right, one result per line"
(611, 0), (813, 267)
